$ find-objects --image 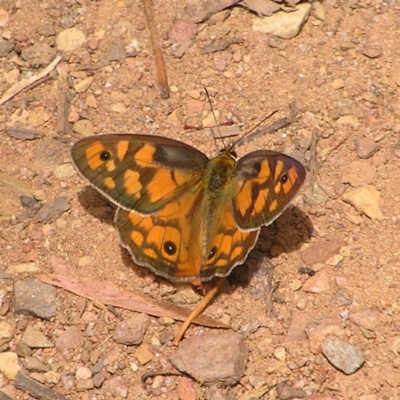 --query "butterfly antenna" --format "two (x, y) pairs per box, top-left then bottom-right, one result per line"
(231, 109), (278, 148)
(204, 87), (226, 150)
